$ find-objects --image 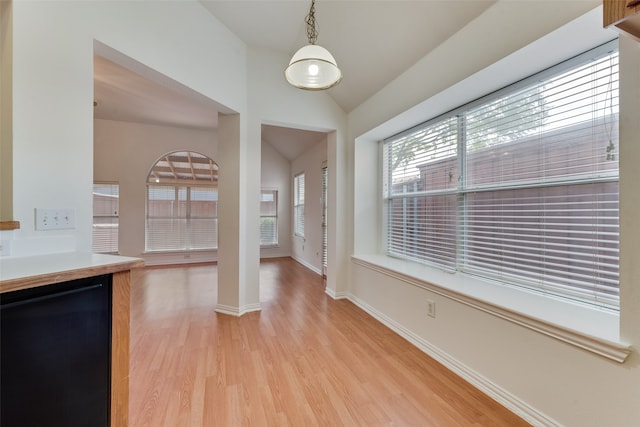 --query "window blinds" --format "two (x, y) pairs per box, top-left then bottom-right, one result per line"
(260, 190), (278, 246)
(146, 185), (218, 252)
(294, 173), (305, 237)
(383, 41), (619, 308)
(383, 116), (458, 269)
(322, 166), (328, 271)
(92, 183), (119, 254)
